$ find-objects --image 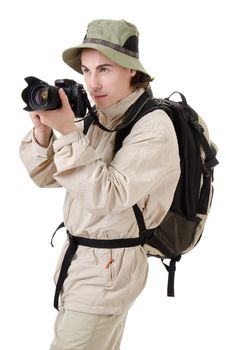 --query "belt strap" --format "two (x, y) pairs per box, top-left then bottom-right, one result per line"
(54, 232), (141, 310)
